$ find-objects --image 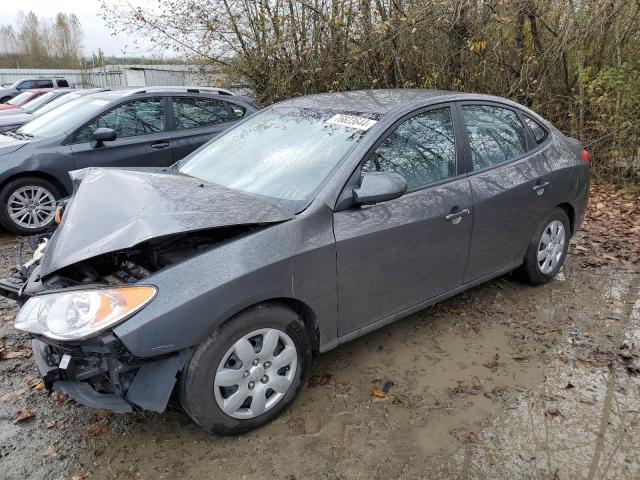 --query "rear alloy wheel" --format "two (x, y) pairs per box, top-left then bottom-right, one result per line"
(0, 177), (60, 235)
(518, 208), (570, 285)
(179, 303), (312, 435)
